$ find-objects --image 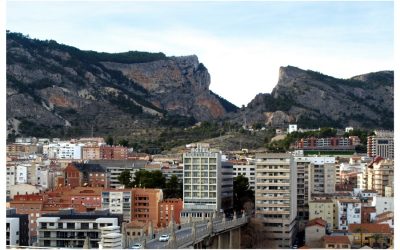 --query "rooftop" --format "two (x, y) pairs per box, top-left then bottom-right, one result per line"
(323, 235), (351, 245)
(348, 223), (391, 234)
(306, 218), (327, 228)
